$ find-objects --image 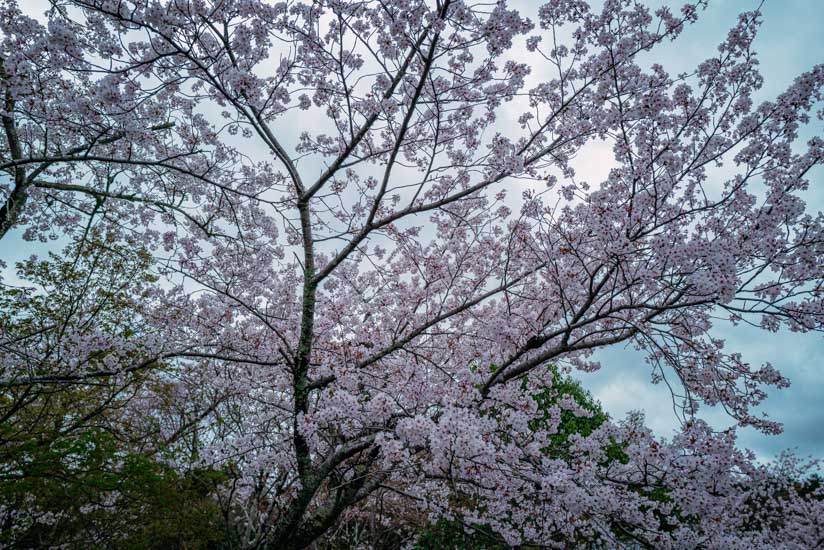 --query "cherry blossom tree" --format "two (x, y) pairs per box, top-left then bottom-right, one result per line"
(1, 0), (823, 547)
